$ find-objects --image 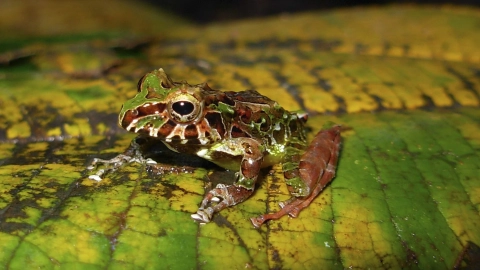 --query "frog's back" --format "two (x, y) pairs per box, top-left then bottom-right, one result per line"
(204, 89), (307, 148)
